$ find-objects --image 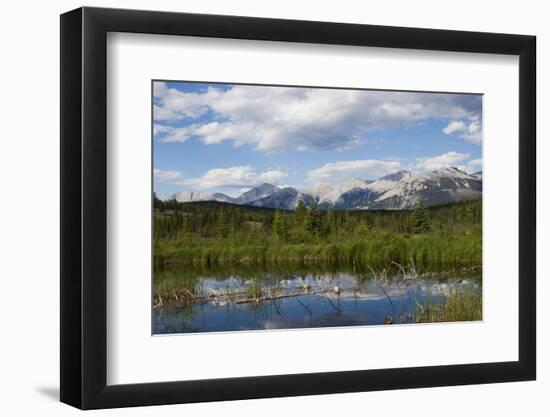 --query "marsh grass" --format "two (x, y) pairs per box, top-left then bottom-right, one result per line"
(415, 288), (482, 323)
(155, 232), (481, 271)
(154, 260), (481, 327)
(245, 280), (264, 299)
